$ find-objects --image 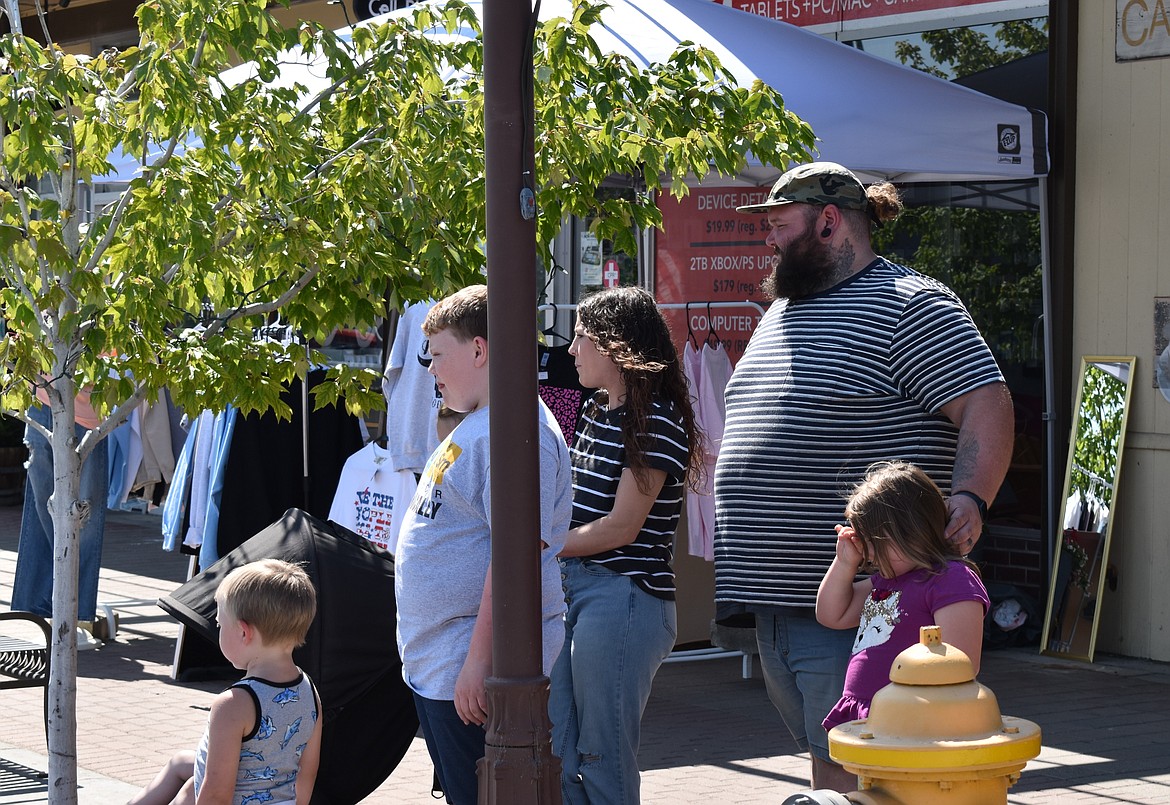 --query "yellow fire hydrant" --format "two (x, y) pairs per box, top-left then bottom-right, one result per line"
(782, 625), (1041, 805)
